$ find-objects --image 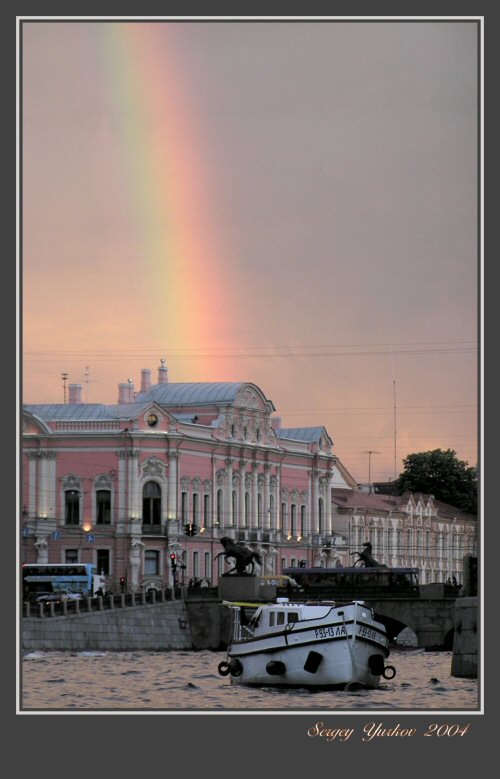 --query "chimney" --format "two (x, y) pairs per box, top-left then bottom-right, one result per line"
(141, 368), (152, 393)
(118, 382), (134, 404)
(158, 357), (168, 385)
(68, 384), (83, 404)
